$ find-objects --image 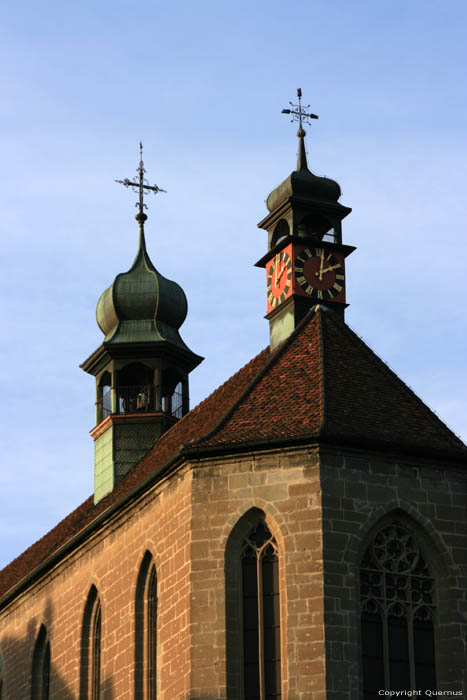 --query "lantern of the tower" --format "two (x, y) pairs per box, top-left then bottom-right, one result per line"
(256, 89), (356, 349)
(81, 147), (203, 504)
